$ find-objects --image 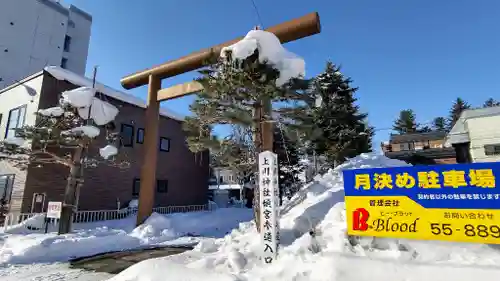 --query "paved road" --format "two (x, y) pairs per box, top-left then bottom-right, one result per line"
(0, 263), (112, 281)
